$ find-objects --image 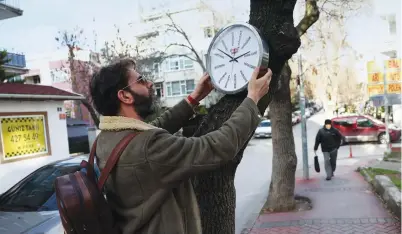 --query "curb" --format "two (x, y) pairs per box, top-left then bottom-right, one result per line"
(359, 167), (401, 219)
